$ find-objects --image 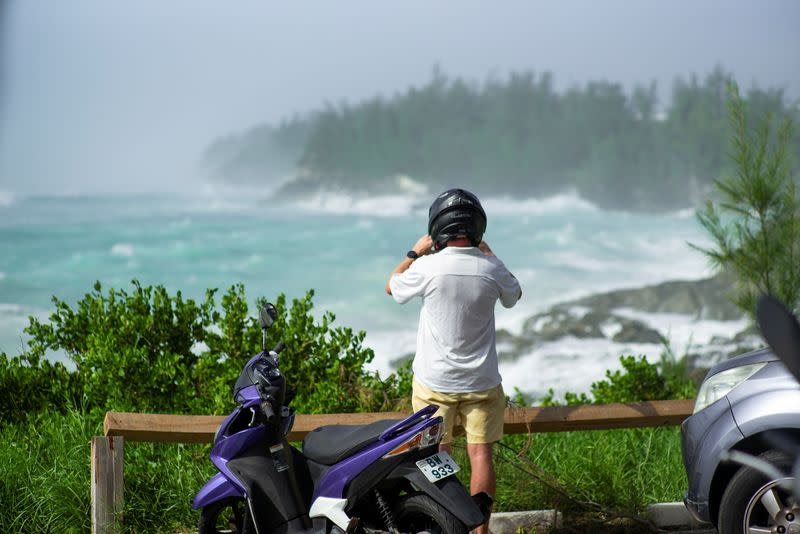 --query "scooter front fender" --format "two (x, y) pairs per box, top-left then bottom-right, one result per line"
(193, 472), (243, 510)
